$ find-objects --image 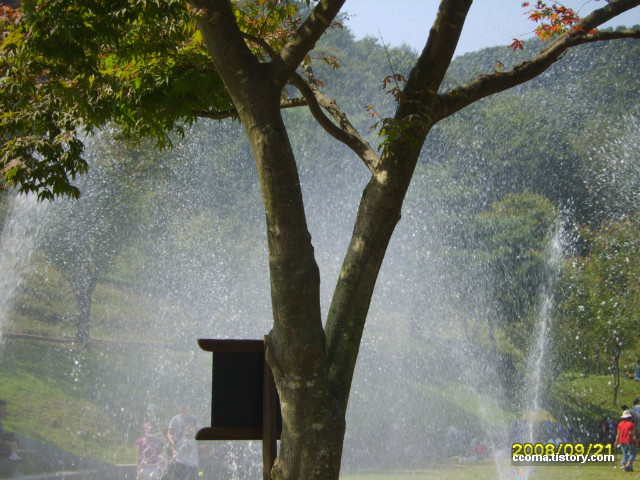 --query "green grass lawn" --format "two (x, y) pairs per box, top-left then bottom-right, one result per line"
(341, 457), (627, 479)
